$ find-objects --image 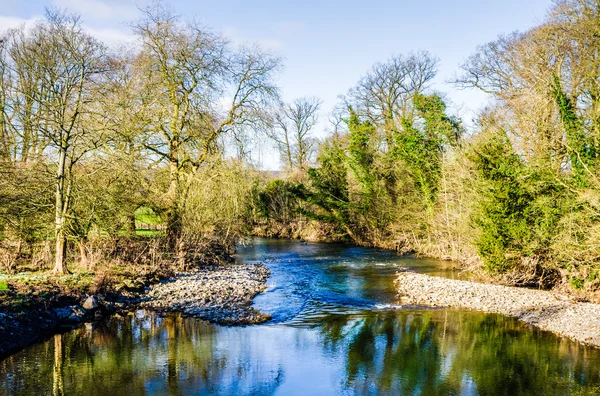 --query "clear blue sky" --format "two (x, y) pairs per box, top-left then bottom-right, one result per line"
(1, 0), (553, 168)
